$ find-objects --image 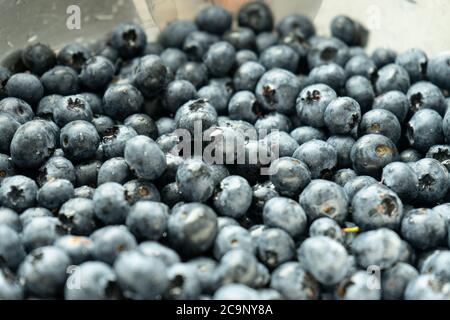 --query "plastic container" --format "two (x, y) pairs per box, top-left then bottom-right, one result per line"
(1, 0), (449, 66)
